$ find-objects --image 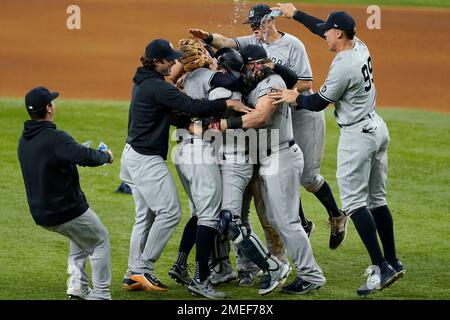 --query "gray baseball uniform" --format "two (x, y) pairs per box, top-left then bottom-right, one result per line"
(235, 33), (326, 192)
(247, 73), (325, 284)
(120, 145), (181, 274)
(175, 67), (222, 229)
(317, 38), (388, 214)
